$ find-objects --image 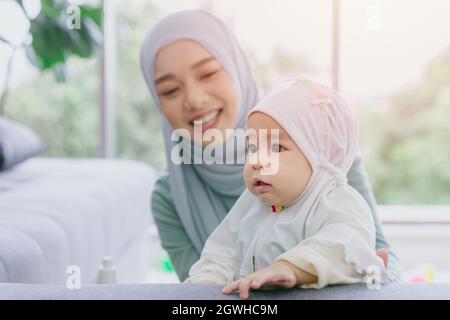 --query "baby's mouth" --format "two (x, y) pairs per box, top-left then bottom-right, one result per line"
(254, 179), (272, 193)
